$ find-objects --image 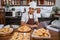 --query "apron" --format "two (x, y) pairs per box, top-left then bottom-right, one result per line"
(27, 14), (38, 29)
(27, 14), (35, 25)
